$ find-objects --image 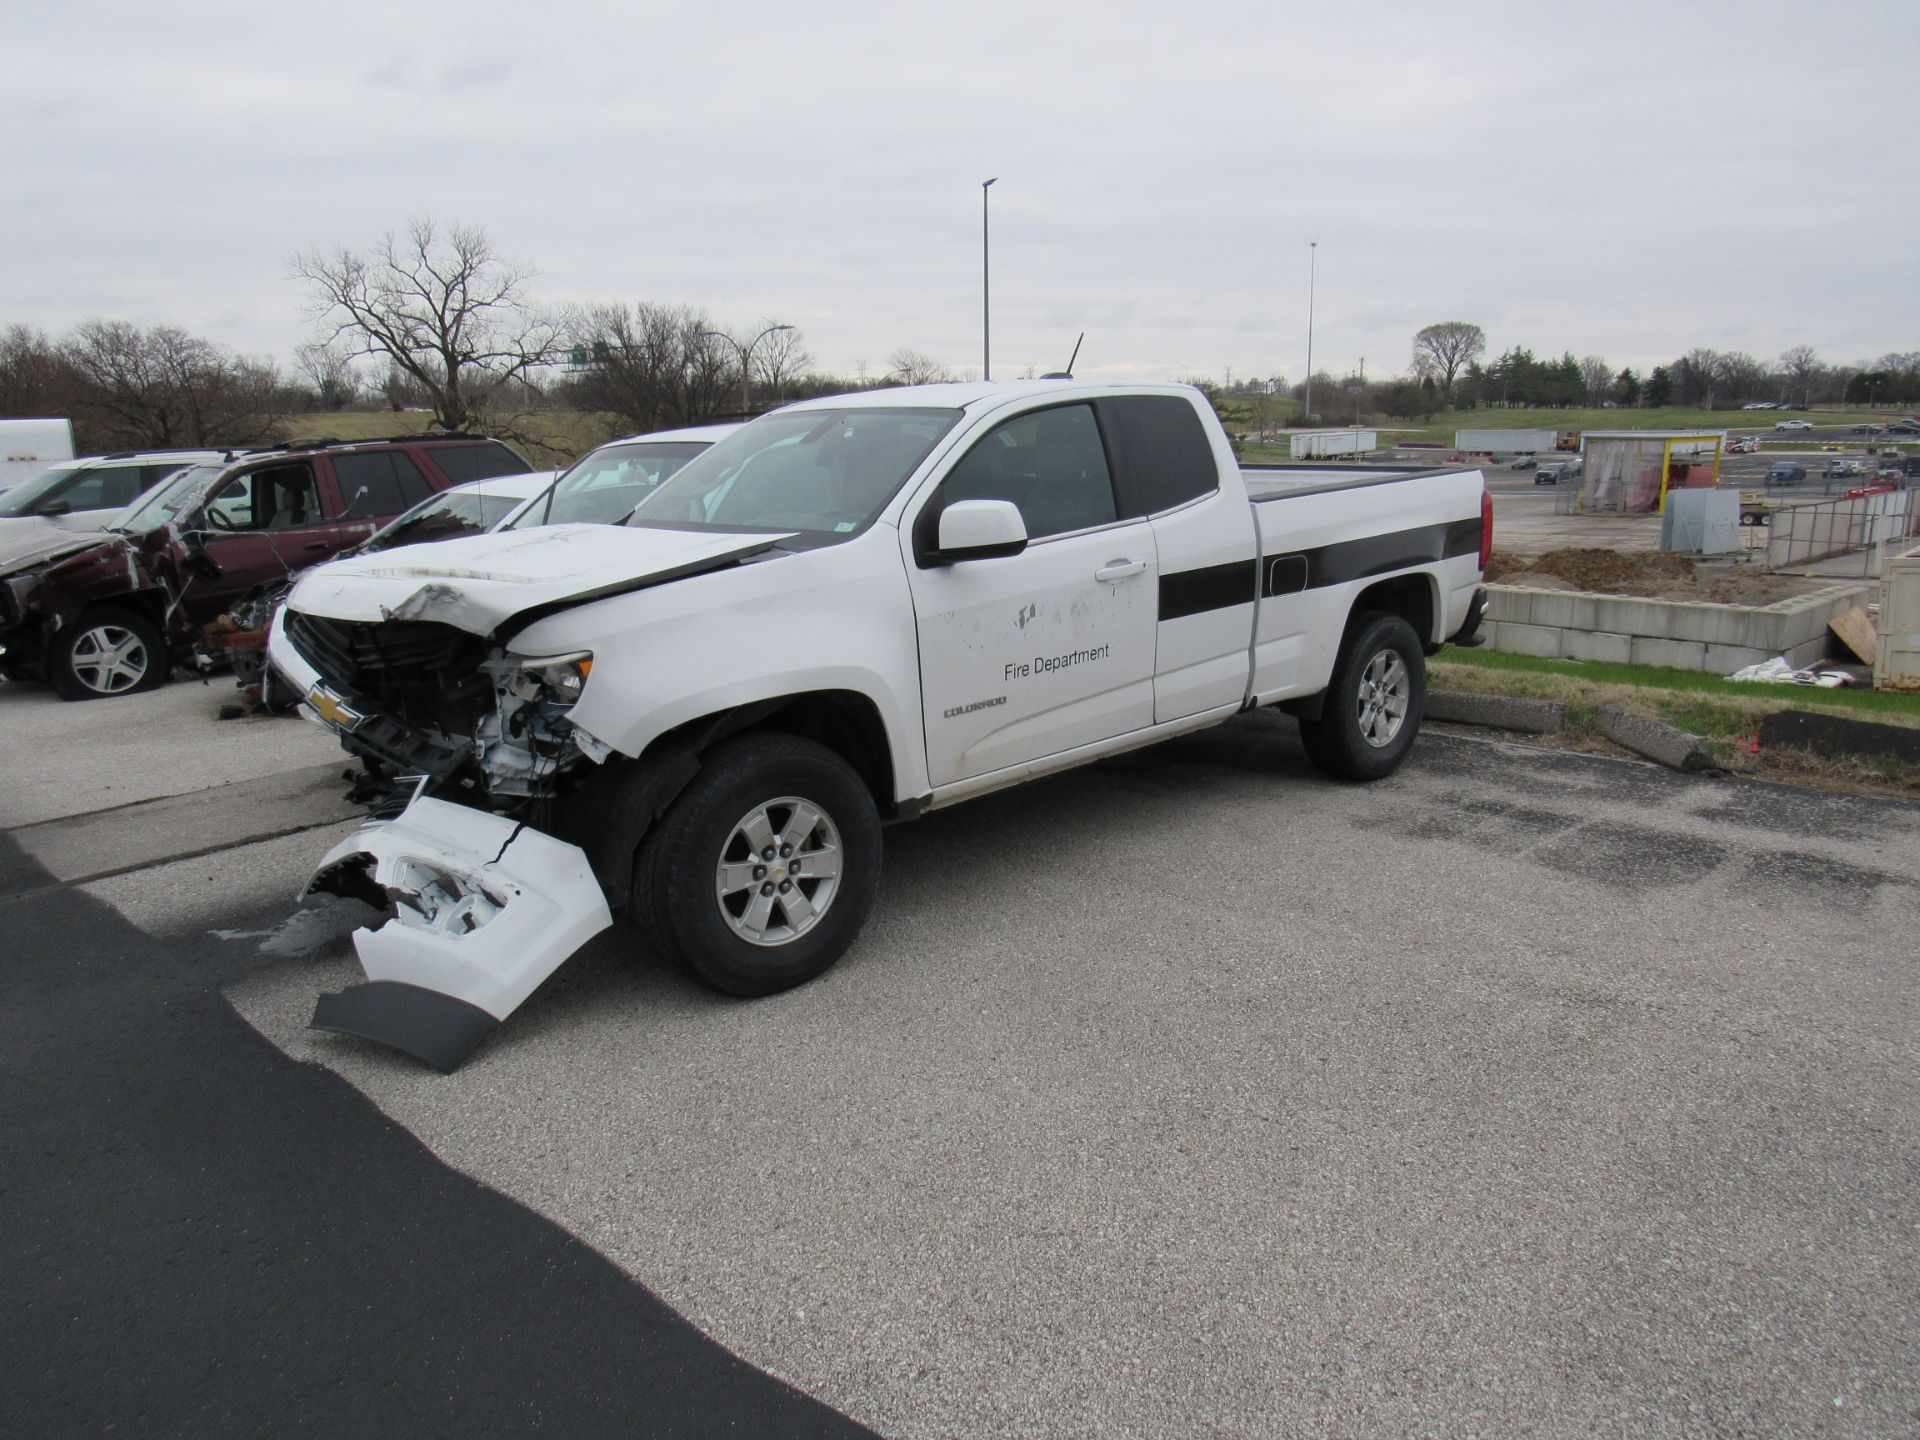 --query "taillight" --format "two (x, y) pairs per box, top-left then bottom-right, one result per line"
(1479, 488), (1494, 571)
